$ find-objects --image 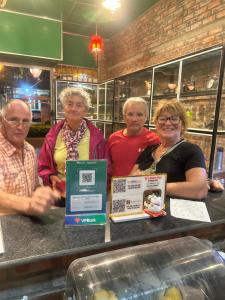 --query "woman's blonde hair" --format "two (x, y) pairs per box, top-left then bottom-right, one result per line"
(59, 87), (91, 110)
(153, 100), (189, 134)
